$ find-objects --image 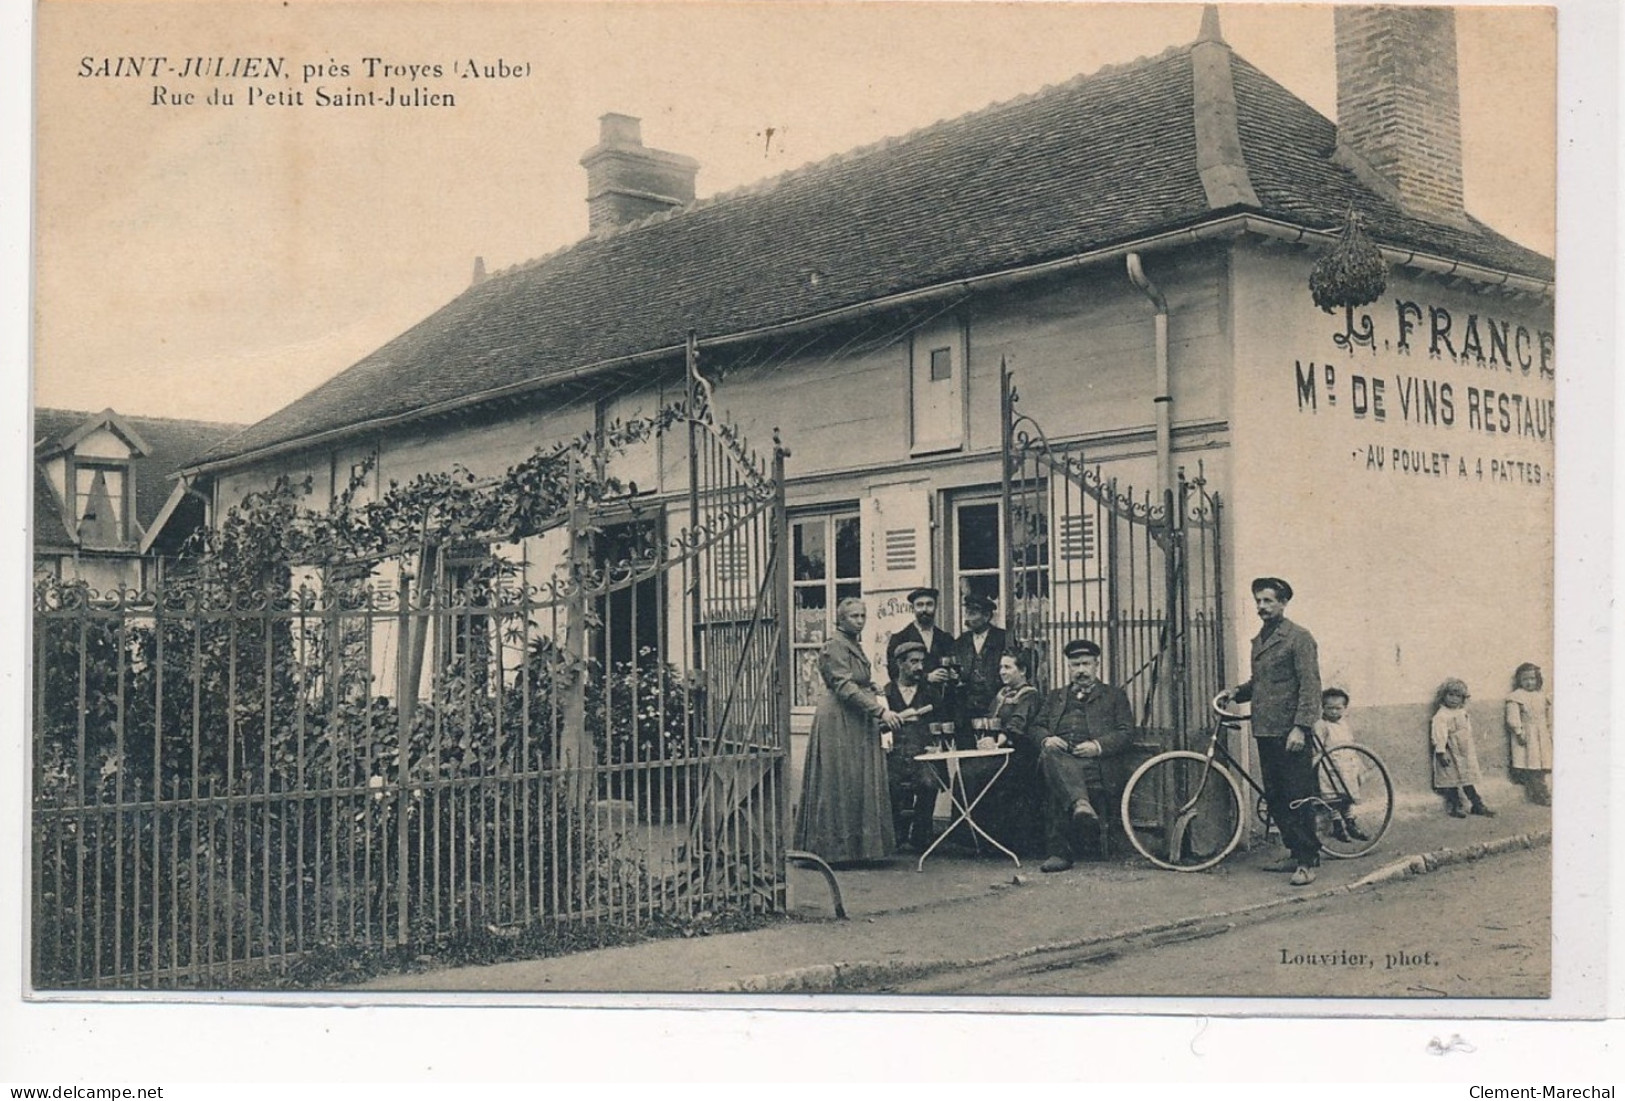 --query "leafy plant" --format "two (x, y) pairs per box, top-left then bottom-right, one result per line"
(1309, 207), (1387, 312)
